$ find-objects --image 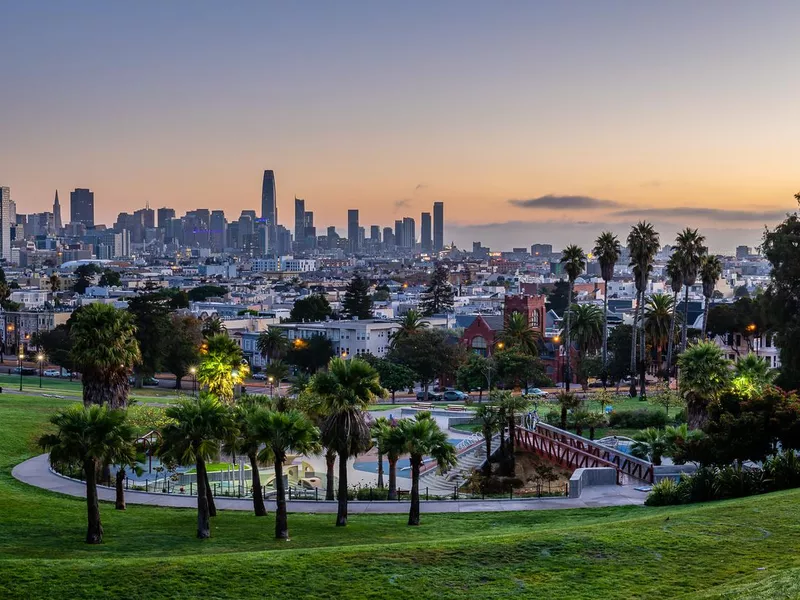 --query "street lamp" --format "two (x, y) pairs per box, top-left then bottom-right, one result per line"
(189, 366), (197, 397)
(18, 352), (24, 392)
(268, 375), (274, 397)
(37, 354), (44, 388)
